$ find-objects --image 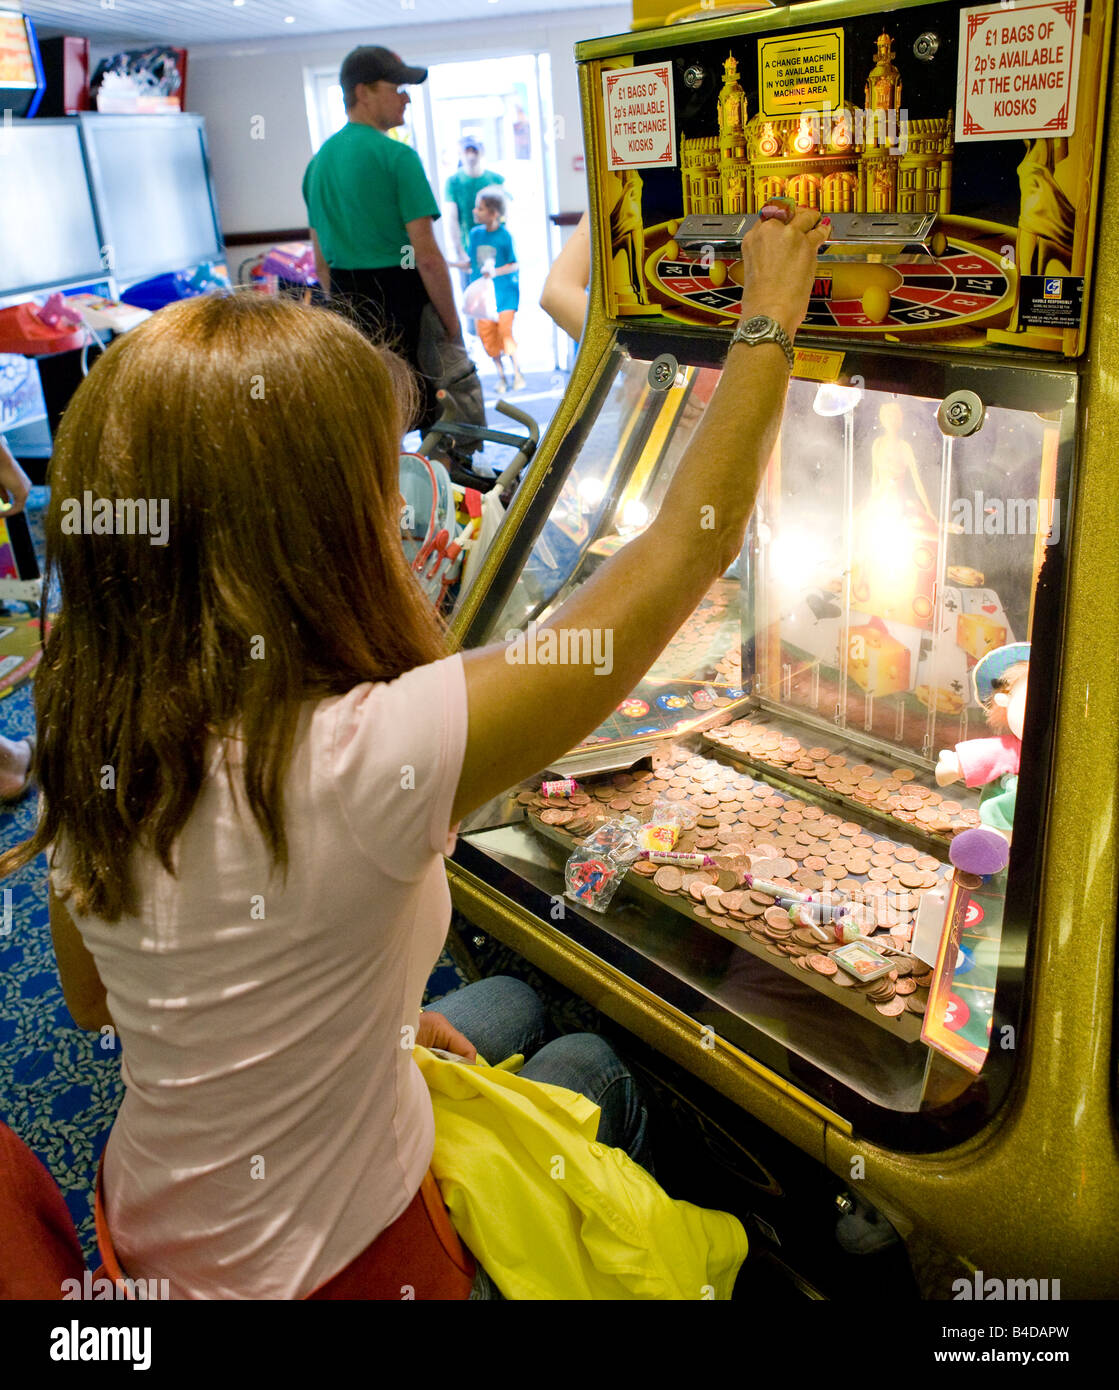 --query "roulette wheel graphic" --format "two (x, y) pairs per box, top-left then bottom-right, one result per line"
(642, 219), (1015, 341)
